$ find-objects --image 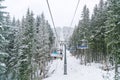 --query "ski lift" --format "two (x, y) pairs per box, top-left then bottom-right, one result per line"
(77, 39), (88, 49)
(50, 48), (63, 60)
